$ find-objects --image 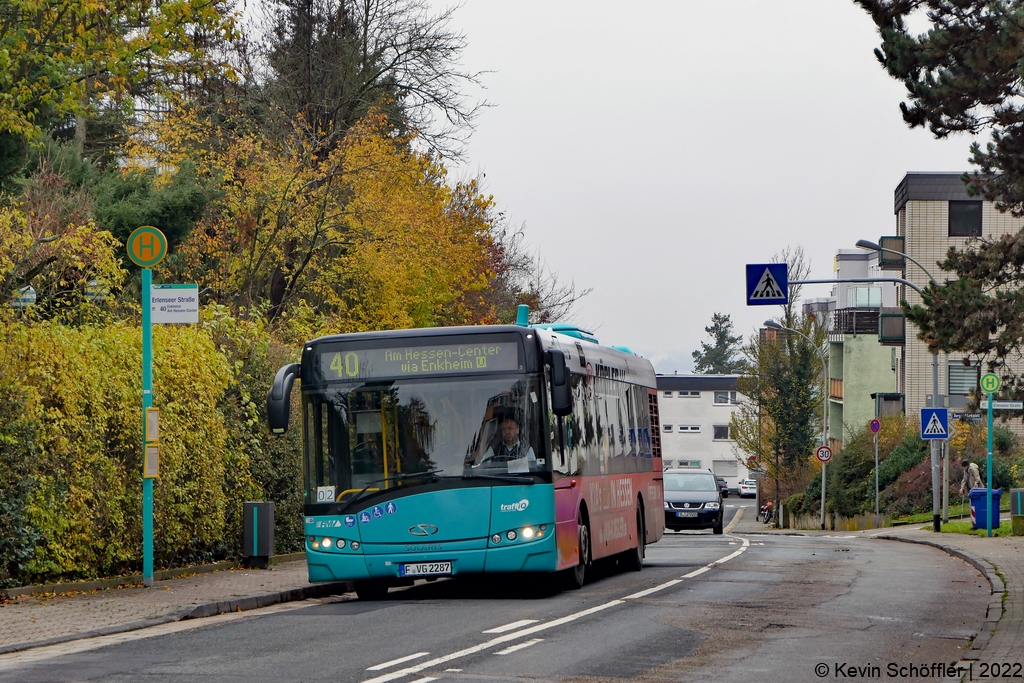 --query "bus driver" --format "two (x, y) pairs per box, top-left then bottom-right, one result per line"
(479, 412), (536, 473)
